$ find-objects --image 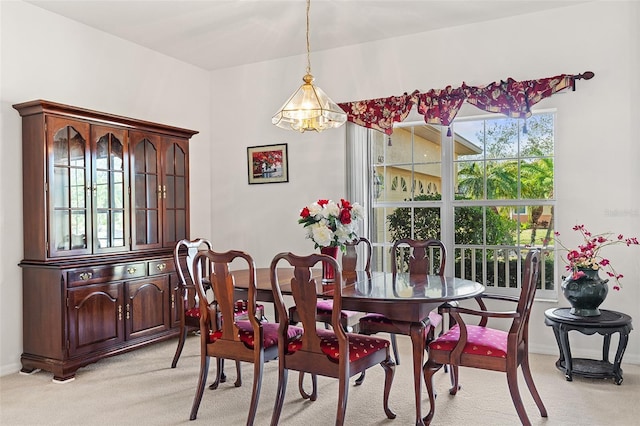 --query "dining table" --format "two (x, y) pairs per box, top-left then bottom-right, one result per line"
(232, 267), (485, 426)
